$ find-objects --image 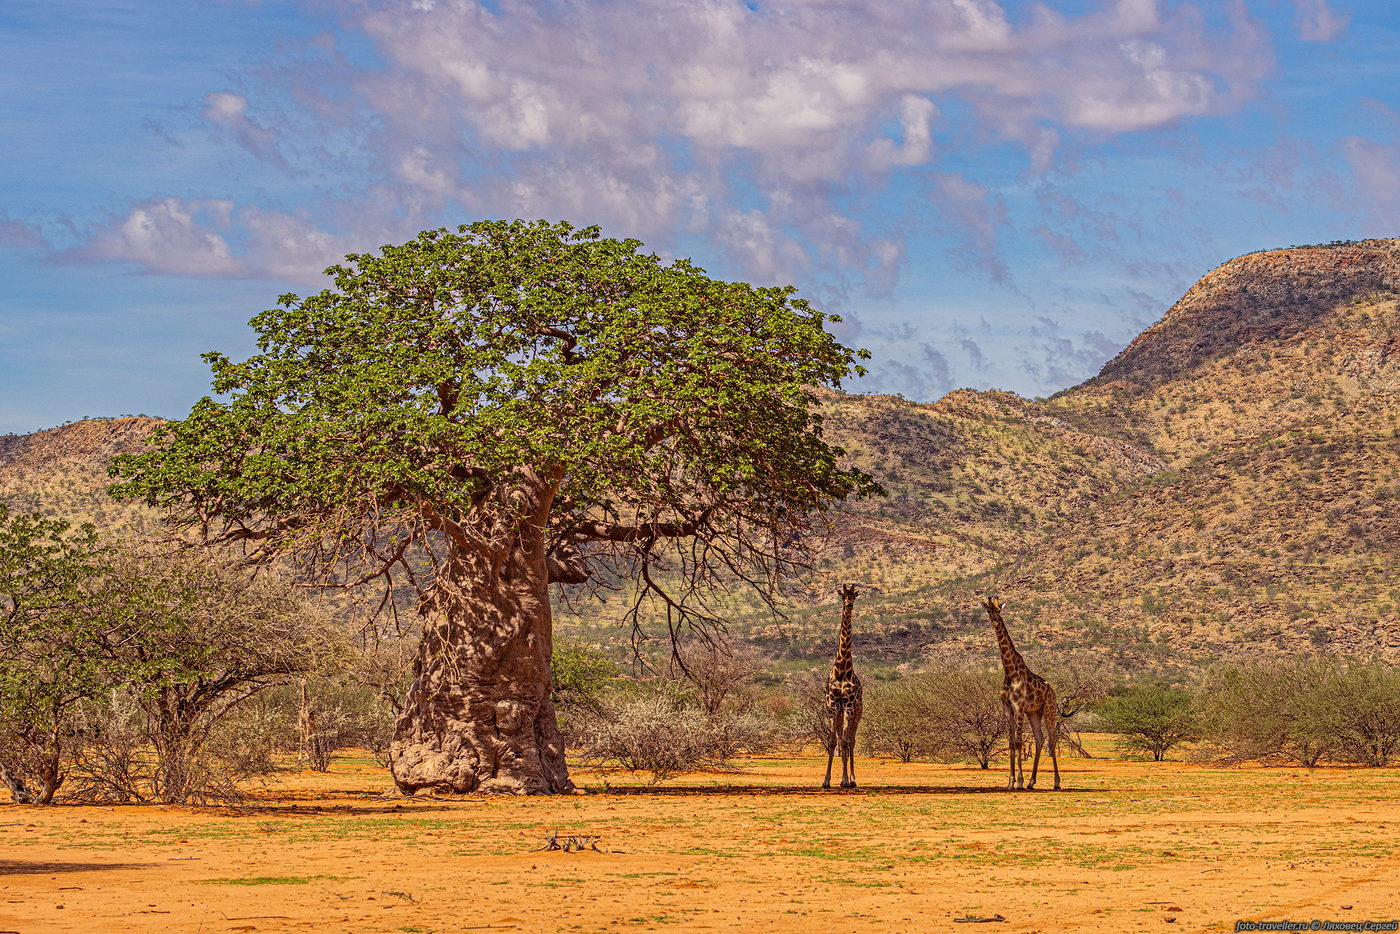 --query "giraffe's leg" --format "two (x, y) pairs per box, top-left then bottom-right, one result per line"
(1026, 712), (1046, 790)
(822, 709), (839, 789)
(1003, 702), (1017, 790)
(1046, 711), (1061, 791)
(839, 729), (851, 788)
(840, 708), (851, 789)
(1015, 717), (1027, 790)
(1019, 714), (1029, 789)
